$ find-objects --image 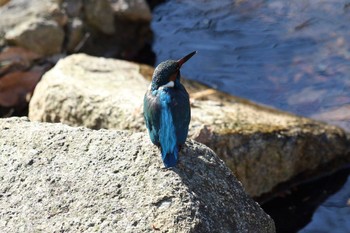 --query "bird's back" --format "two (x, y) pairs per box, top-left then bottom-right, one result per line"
(143, 84), (190, 167)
